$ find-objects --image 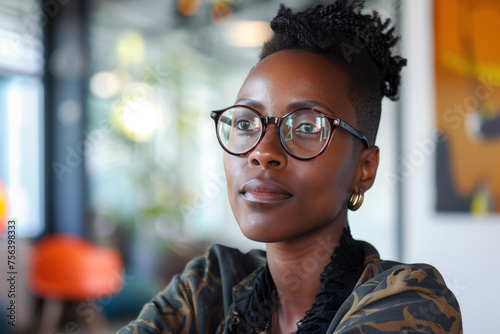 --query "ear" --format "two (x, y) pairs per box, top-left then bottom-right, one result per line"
(352, 145), (380, 193)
